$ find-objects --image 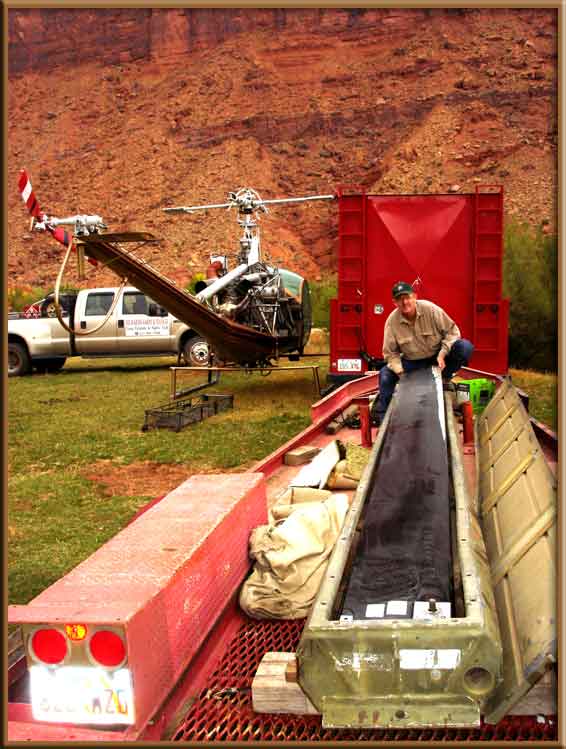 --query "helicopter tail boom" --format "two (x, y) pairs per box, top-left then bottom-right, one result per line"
(78, 234), (280, 365)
